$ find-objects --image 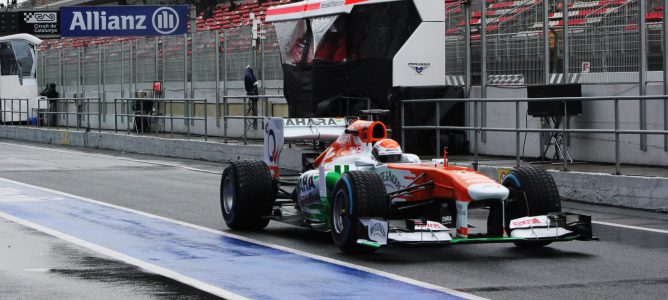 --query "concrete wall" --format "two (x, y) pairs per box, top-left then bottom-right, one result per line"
(0, 126), (303, 171)
(462, 164), (668, 212)
(468, 72), (668, 166)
